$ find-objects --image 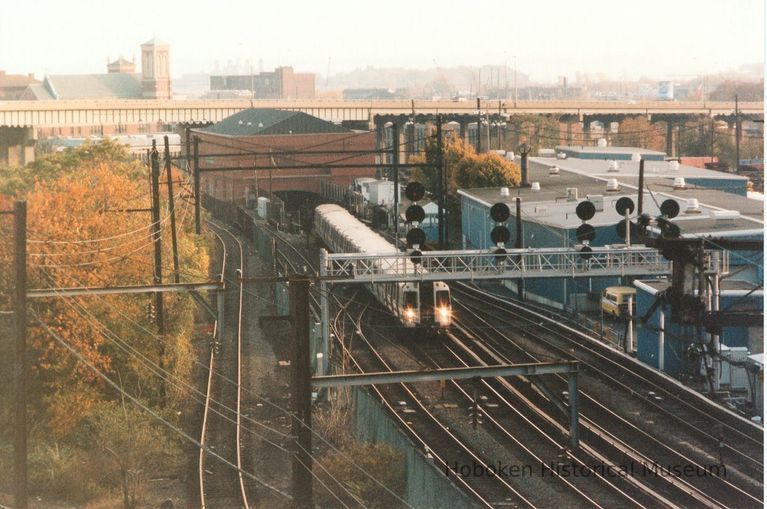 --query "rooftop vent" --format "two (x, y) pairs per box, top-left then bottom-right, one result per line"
(504, 151), (515, 161)
(673, 177), (687, 190)
(566, 187), (578, 201)
(605, 178), (620, 193)
(500, 187), (510, 197)
(556, 152), (567, 159)
(597, 138), (608, 148)
(685, 198), (701, 214)
(669, 160), (680, 171)
(531, 182), (541, 192)
(631, 153), (641, 162)
(712, 210), (740, 226)
(586, 194), (604, 211)
(607, 160), (620, 172)
(549, 165), (560, 176)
